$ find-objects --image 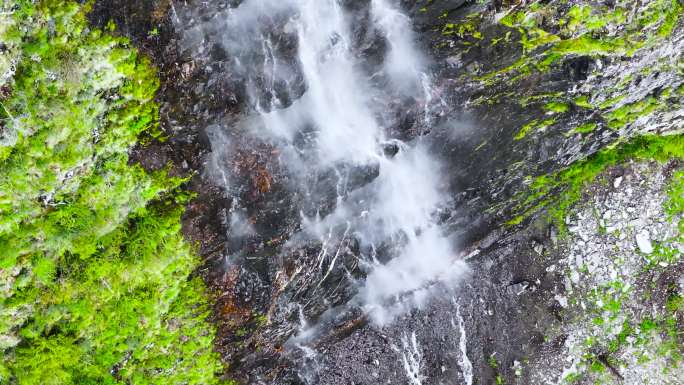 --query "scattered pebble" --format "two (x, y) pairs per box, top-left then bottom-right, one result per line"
(635, 230), (653, 254)
(554, 295), (568, 308)
(613, 176), (623, 188)
(531, 162), (682, 384)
